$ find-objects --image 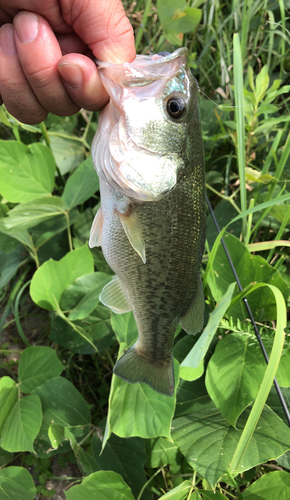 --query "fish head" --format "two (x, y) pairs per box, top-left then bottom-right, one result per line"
(92, 48), (201, 201)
